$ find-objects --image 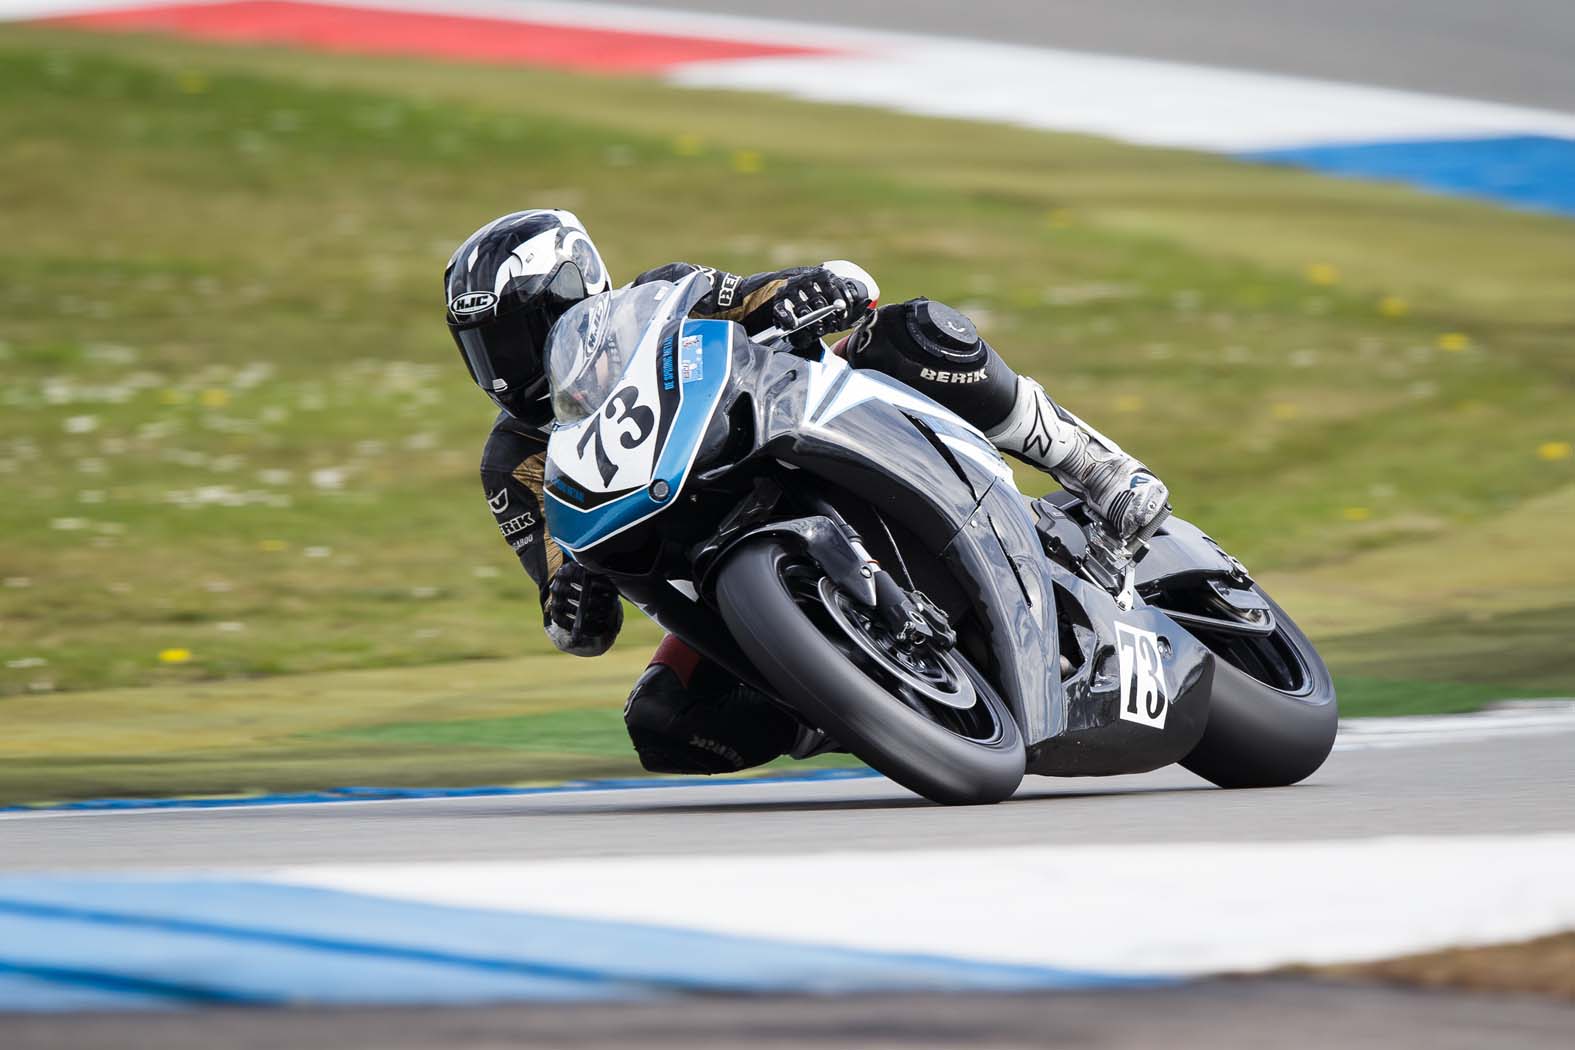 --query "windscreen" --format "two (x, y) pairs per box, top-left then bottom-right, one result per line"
(546, 277), (708, 425)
